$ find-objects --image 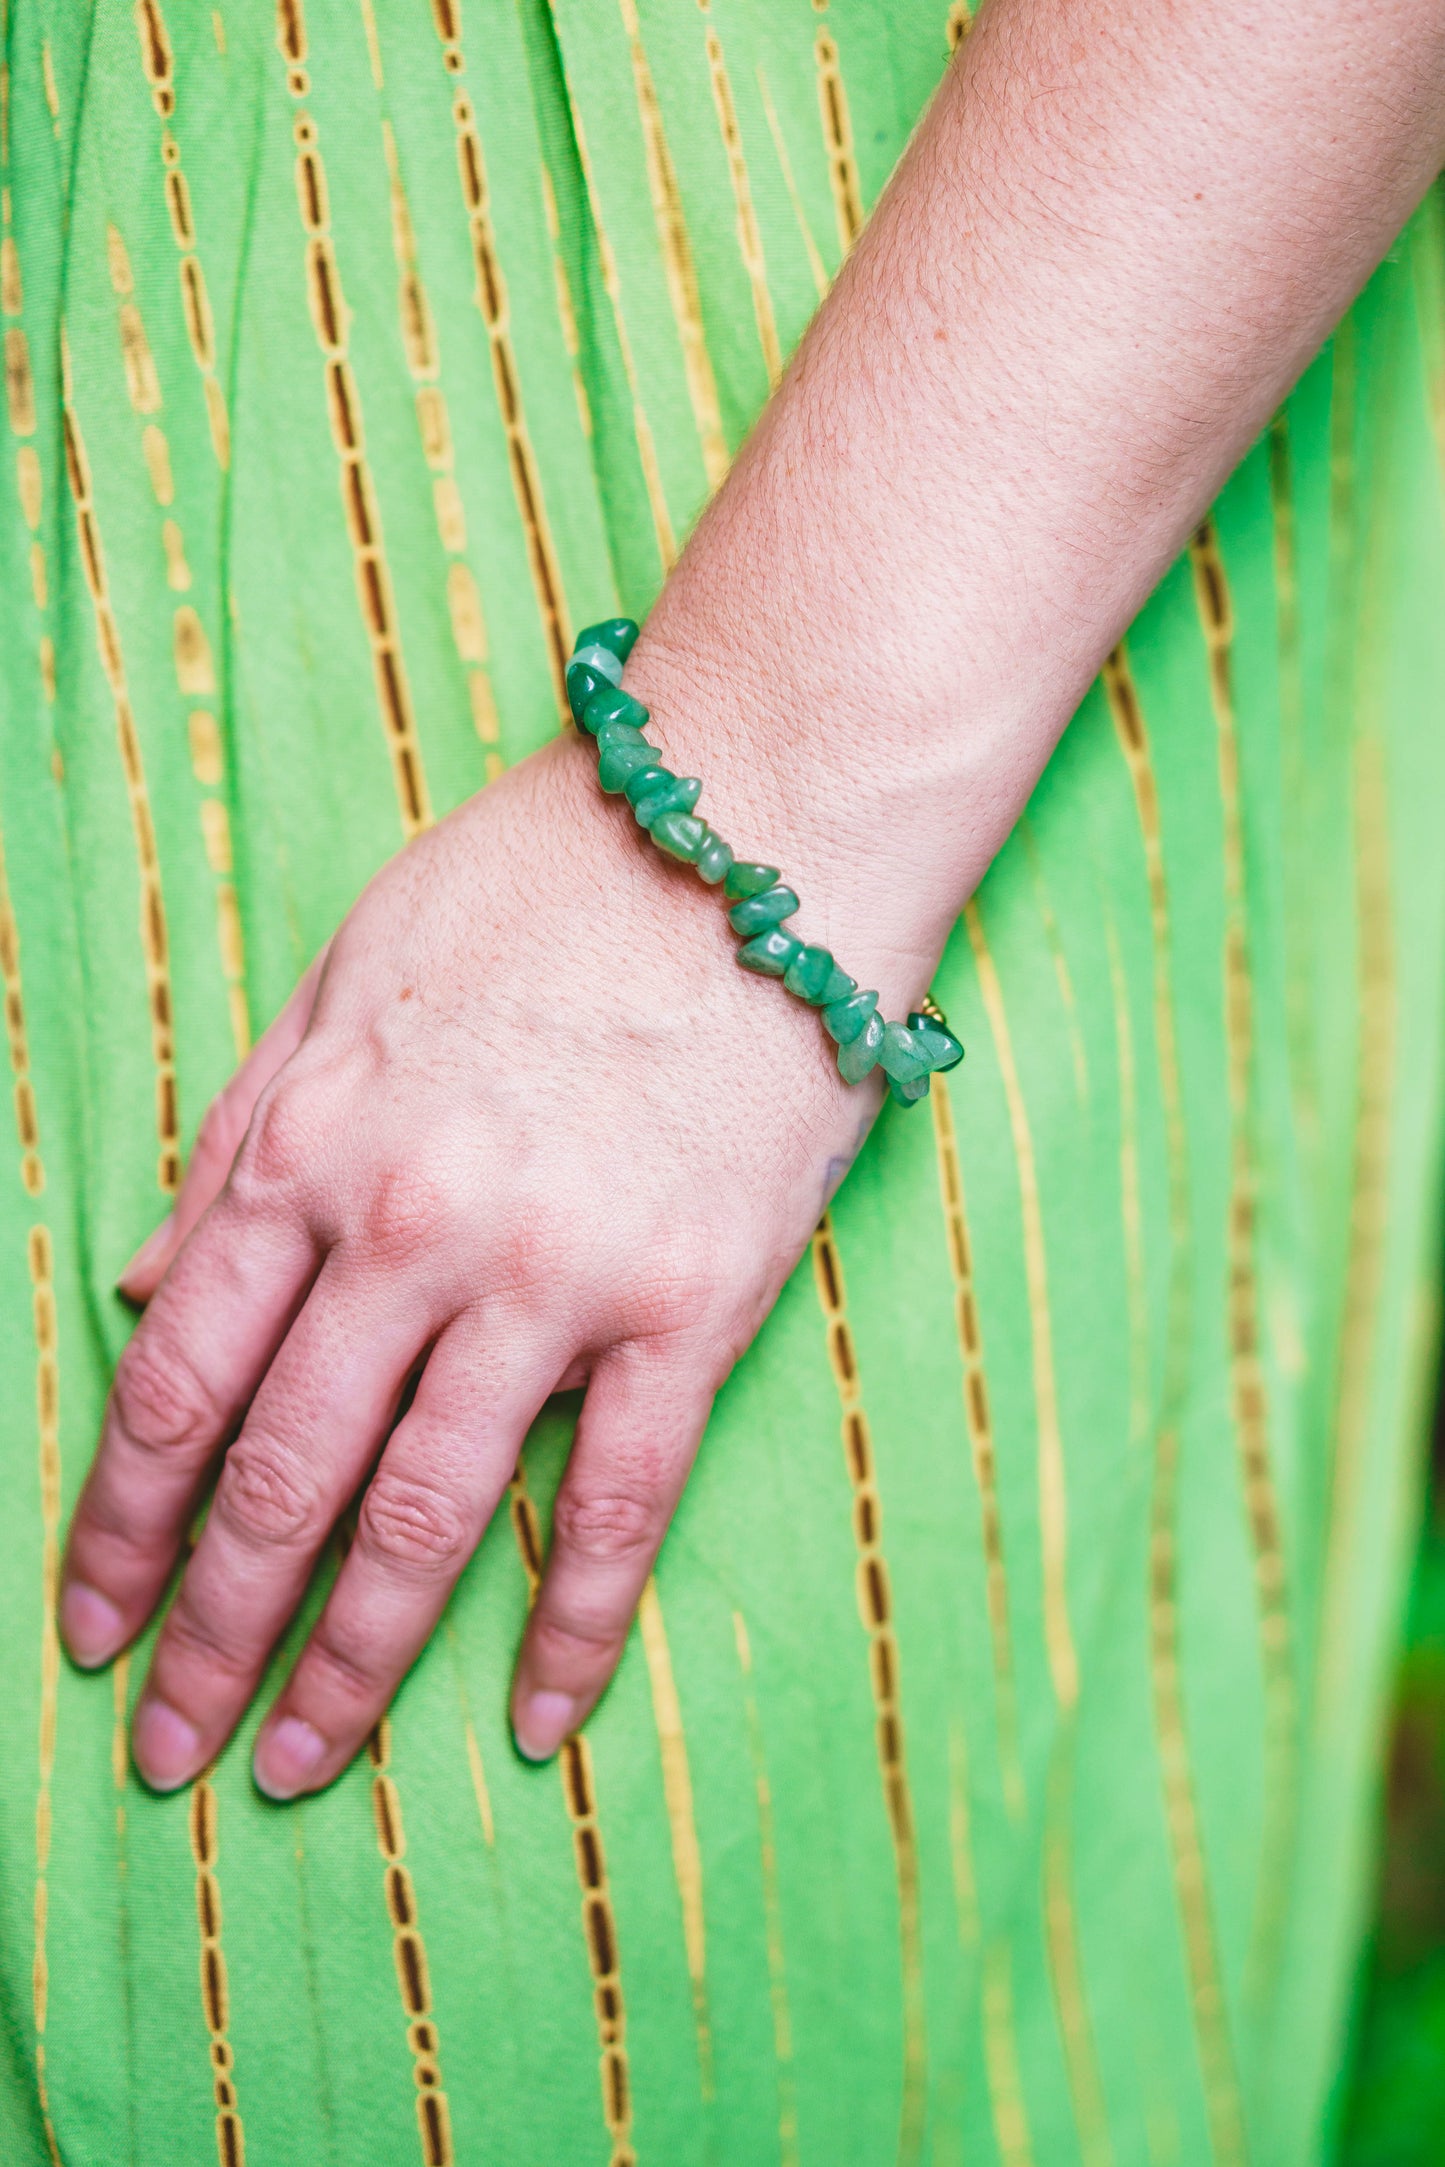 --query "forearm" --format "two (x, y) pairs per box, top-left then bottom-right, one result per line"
(626, 0), (1445, 997)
